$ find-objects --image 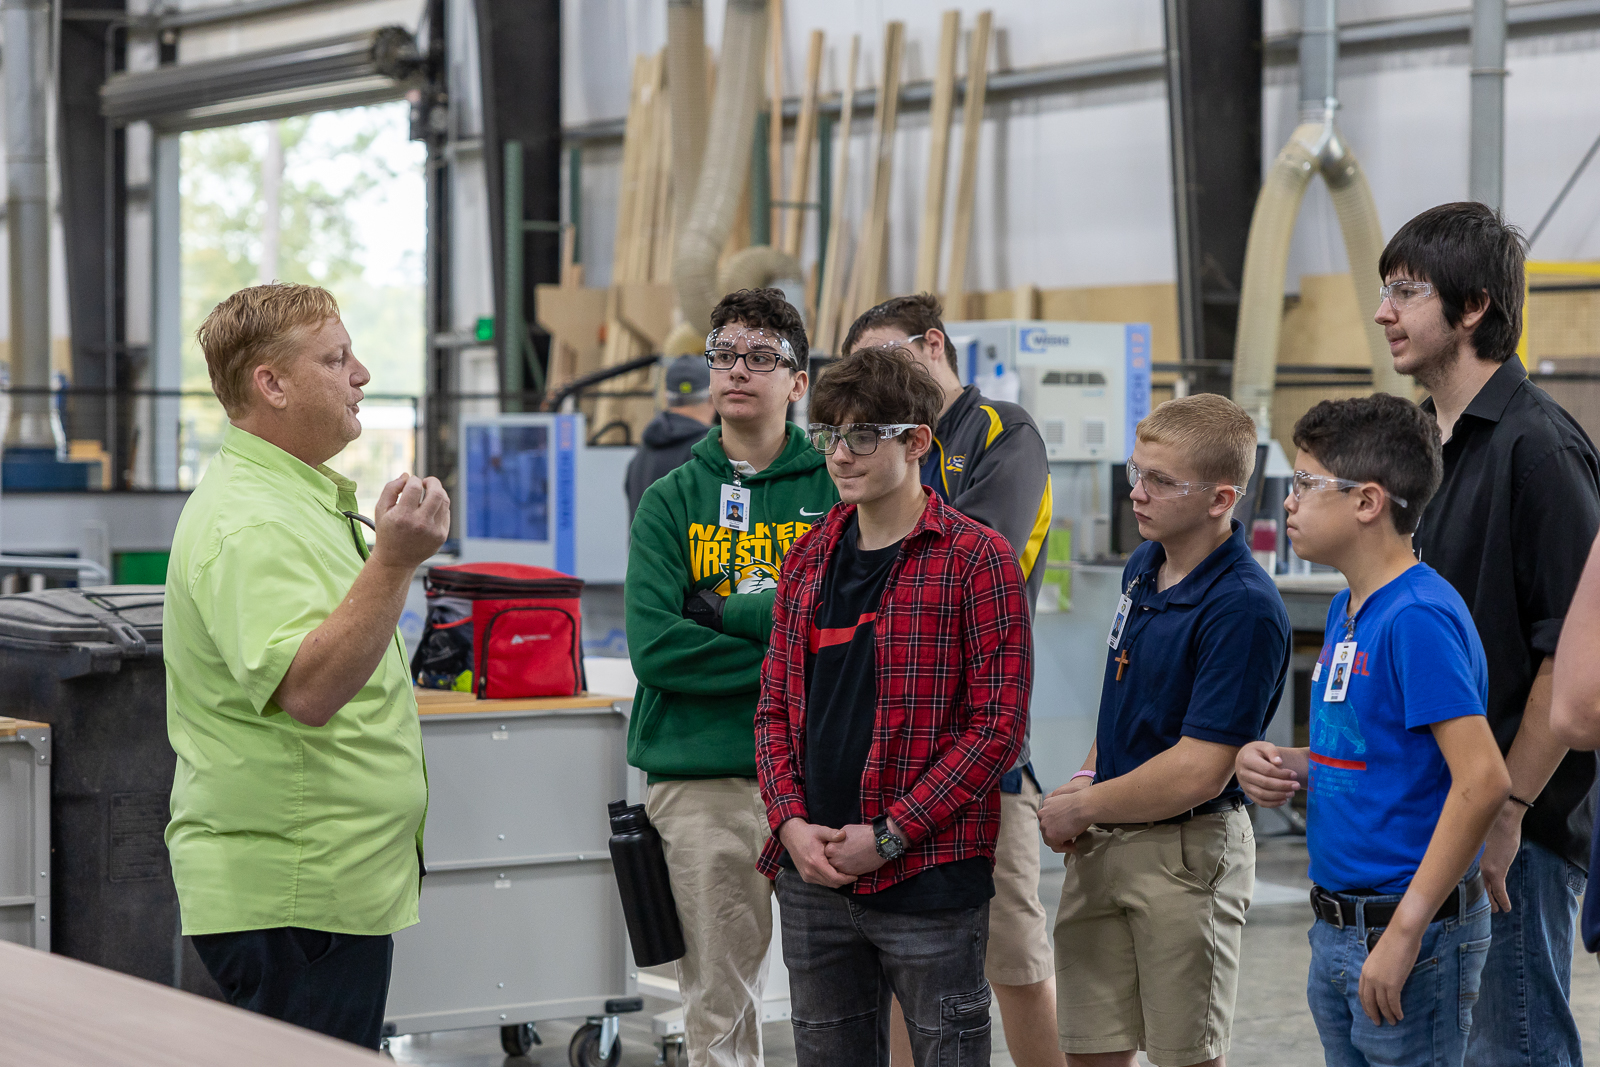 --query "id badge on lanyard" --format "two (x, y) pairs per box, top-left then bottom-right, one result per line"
(1107, 575), (1142, 650)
